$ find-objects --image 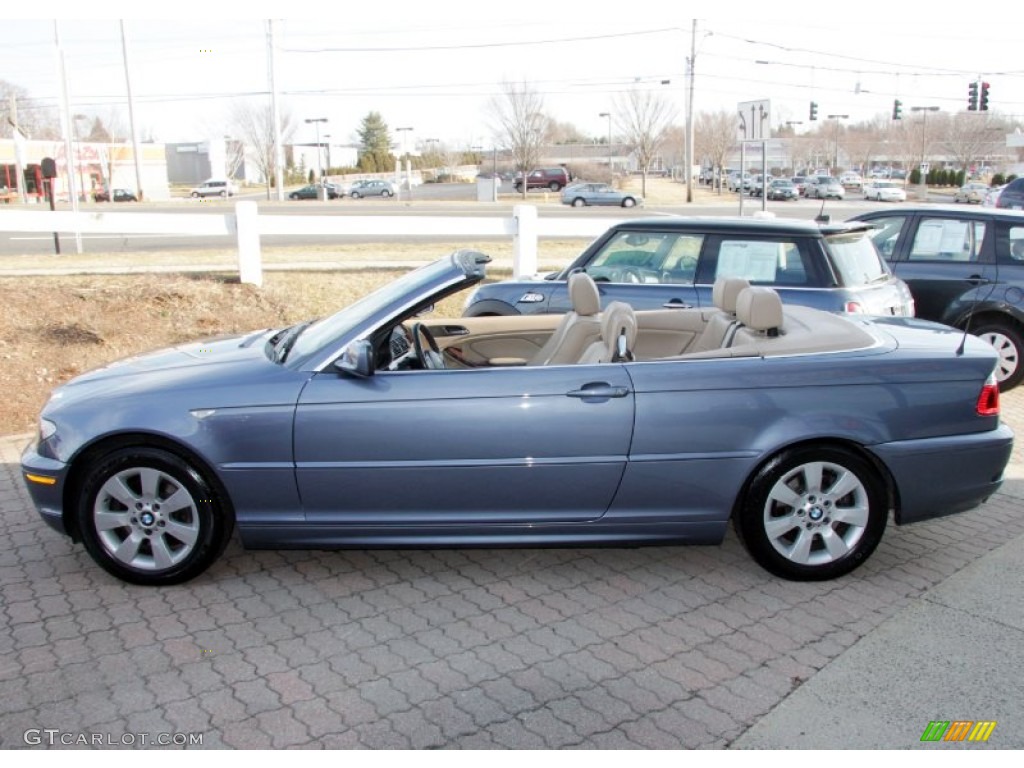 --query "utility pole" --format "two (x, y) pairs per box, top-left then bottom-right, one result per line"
(54, 21), (82, 253)
(268, 20), (285, 201)
(8, 94), (27, 204)
(120, 21), (144, 201)
(685, 19), (697, 203)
